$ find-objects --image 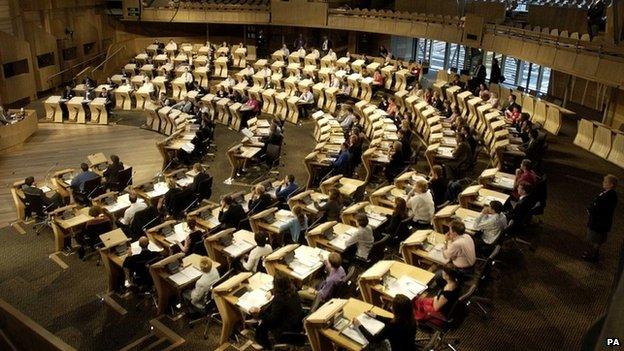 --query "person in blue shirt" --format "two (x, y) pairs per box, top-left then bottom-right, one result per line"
(275, 174), (298, 202)
(70, 163), (99, 192)
(332, 143), (352, 176)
